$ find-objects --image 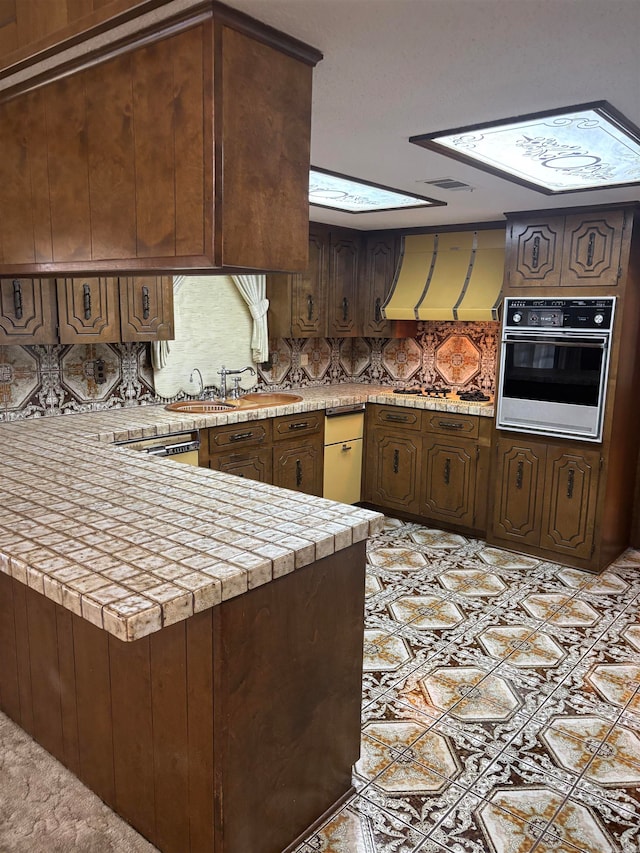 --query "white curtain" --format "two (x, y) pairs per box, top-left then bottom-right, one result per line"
(232, 274), (270, 363)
